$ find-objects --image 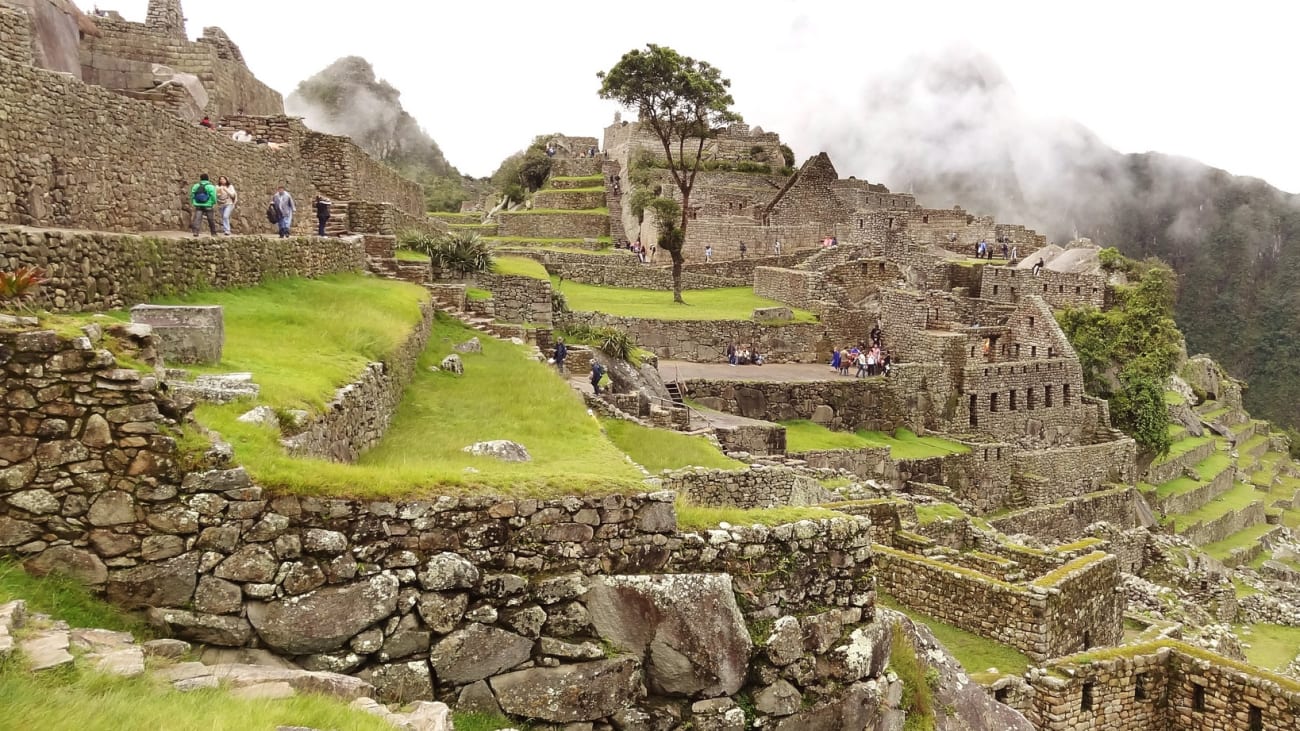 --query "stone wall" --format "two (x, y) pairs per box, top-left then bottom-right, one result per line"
(497, 212), (609, 239)
(559, 313), (828, 364)
(1019, 643), (1300, 731)
(283, 302), (435, 462)
(663, 466), (837, 509)
(684, 375), (923, 432)
(0, 3), (33, 65)
(299, 132), (425, 216)
(551, 262), (741, 290)
(876, 546), (1121, 662)
(479, 274), (553, 326)
(346, 202), (446, 238)
(0, 226), (365, 312)
(990, 486), (1148, 542)
(980, 265), (1108, 310)
(0, 58), (420, 233)
(1012, 438), (1138, 504)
